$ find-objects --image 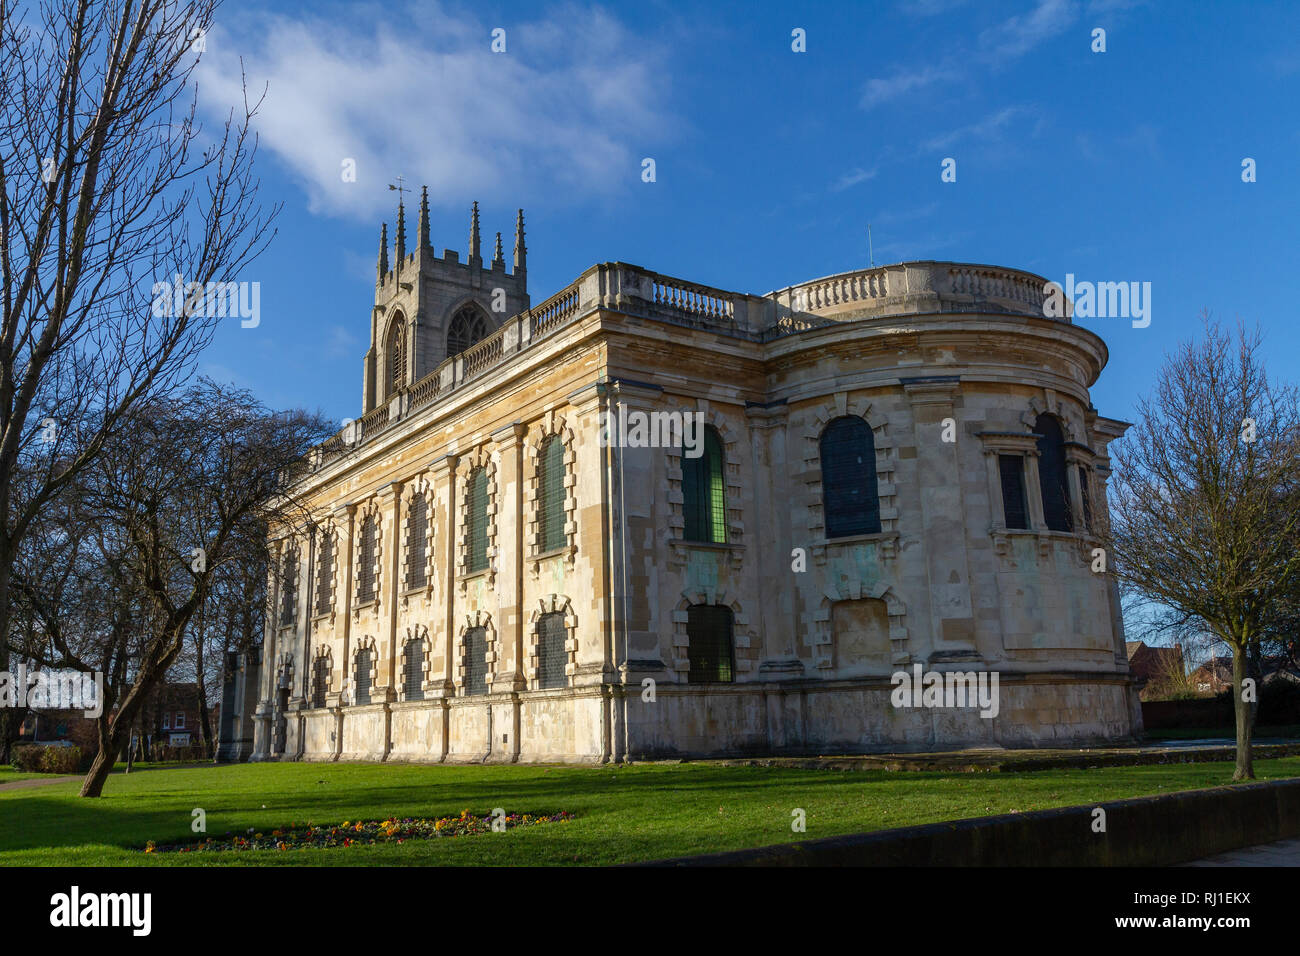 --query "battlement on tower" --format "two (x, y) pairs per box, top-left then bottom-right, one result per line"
(363, 190), (530, 414)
